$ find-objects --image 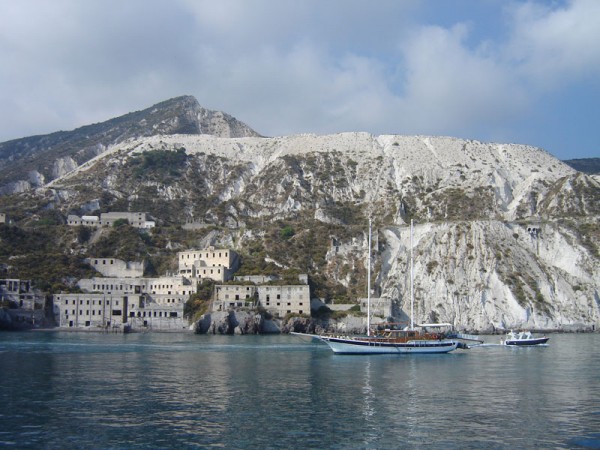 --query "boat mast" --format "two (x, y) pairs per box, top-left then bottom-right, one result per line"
(367, 218), (372, 336)
(410, 219), (414, 331)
